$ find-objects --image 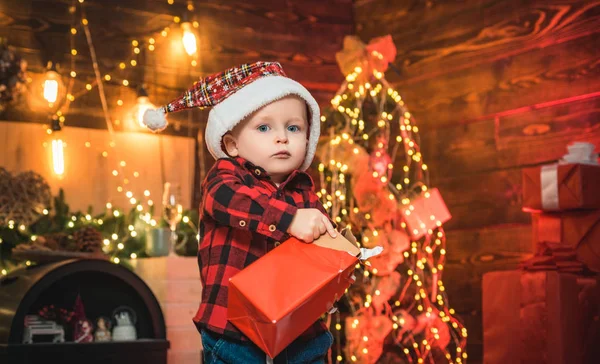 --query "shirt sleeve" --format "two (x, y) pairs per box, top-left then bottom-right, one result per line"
(202, 160), (298, 241)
